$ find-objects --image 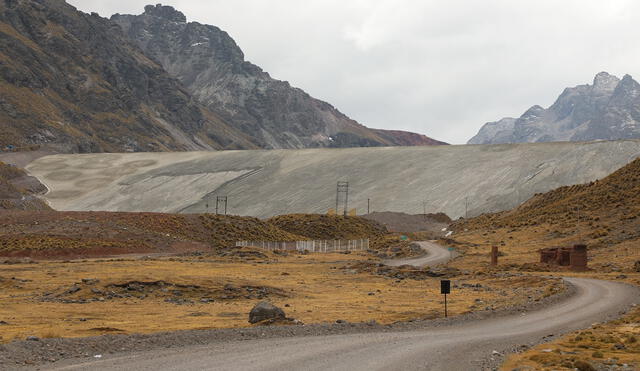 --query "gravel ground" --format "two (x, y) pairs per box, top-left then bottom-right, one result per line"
(0, 278), (576, 370)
